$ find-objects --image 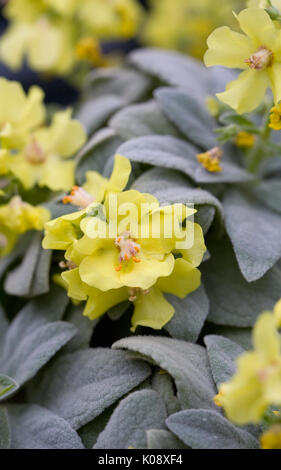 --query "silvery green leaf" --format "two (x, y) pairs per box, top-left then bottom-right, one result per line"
(211, 326), (252, 351)
(118, 135), (253, 184)
(109, 100), (181, 140)
(62, 304), (95, 353)
(76, 128), (122, 185)
(4, 232), (51, 298)
(260, 156), (281, 178)
(0, 232), (33, 279)
(8, 404), (84, 449)
(0, 375), (19, 401)
(29, 349), (151, 430)
(113, 337), (216, 410)
(202, 238), (281, 327)
(252, 180), (281, 215)
(77, 95), (125, 135)
(129, 48), (208, 97)
(0, 407), (10, 449)
(151, 370), (181, 416)
(146, 429), (187, 449)
(0, 290), (75, 387)
(94, 390), (166, 449)
(204, 335), (244, 388)
(78, 406), (115, 449)
(164, 285), (209, 343)
(83, 67), (152, 104)
(0, 305), (8, 345)
(166, 409), (259, 449)
(155, 87), (216, 149)
(223, 189), (281, 282)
